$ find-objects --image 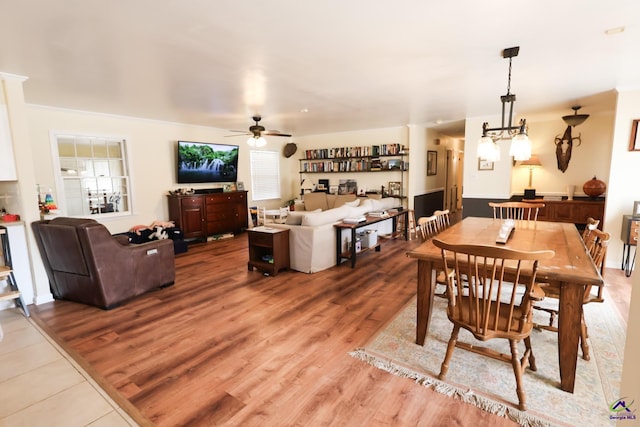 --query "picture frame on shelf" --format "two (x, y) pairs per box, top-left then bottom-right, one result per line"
(633, 200), (640, 217)
(388, 181), (401, 197)
(478, 159), (494, 171)
(236, 181), (245, 191)
(427, 151), (437, 176)
(329, 185), (339, 194)
(388, 159), (402, 170)
(629, 119), (640, 151)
